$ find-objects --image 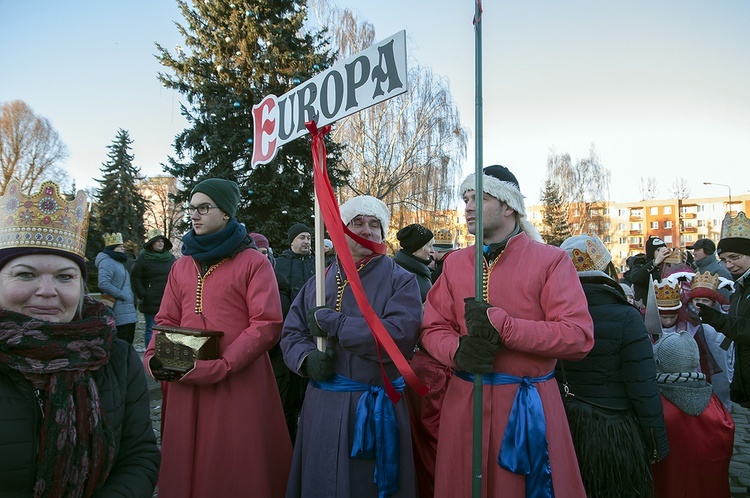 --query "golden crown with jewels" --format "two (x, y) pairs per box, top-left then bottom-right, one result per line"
(0, 181), (90, 258)
(569, 235), (611, 273)
(663, 248), (687, 265)
(654, 280), (682, 310)
(433, 228), (455, 247)
(147, 228), (163, 240)
(103, 232), (124, 246)
(721, 211), (750, 240)
(691, 271), (720, 293)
